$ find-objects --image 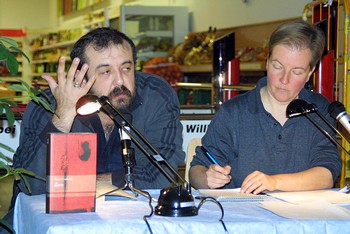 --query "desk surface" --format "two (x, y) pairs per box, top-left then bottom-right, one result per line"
(14, 191), (350, 234)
